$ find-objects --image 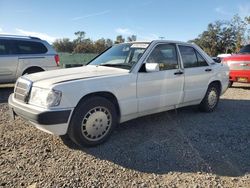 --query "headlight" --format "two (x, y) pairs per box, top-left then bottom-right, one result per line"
(29, 87), (62, 107)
